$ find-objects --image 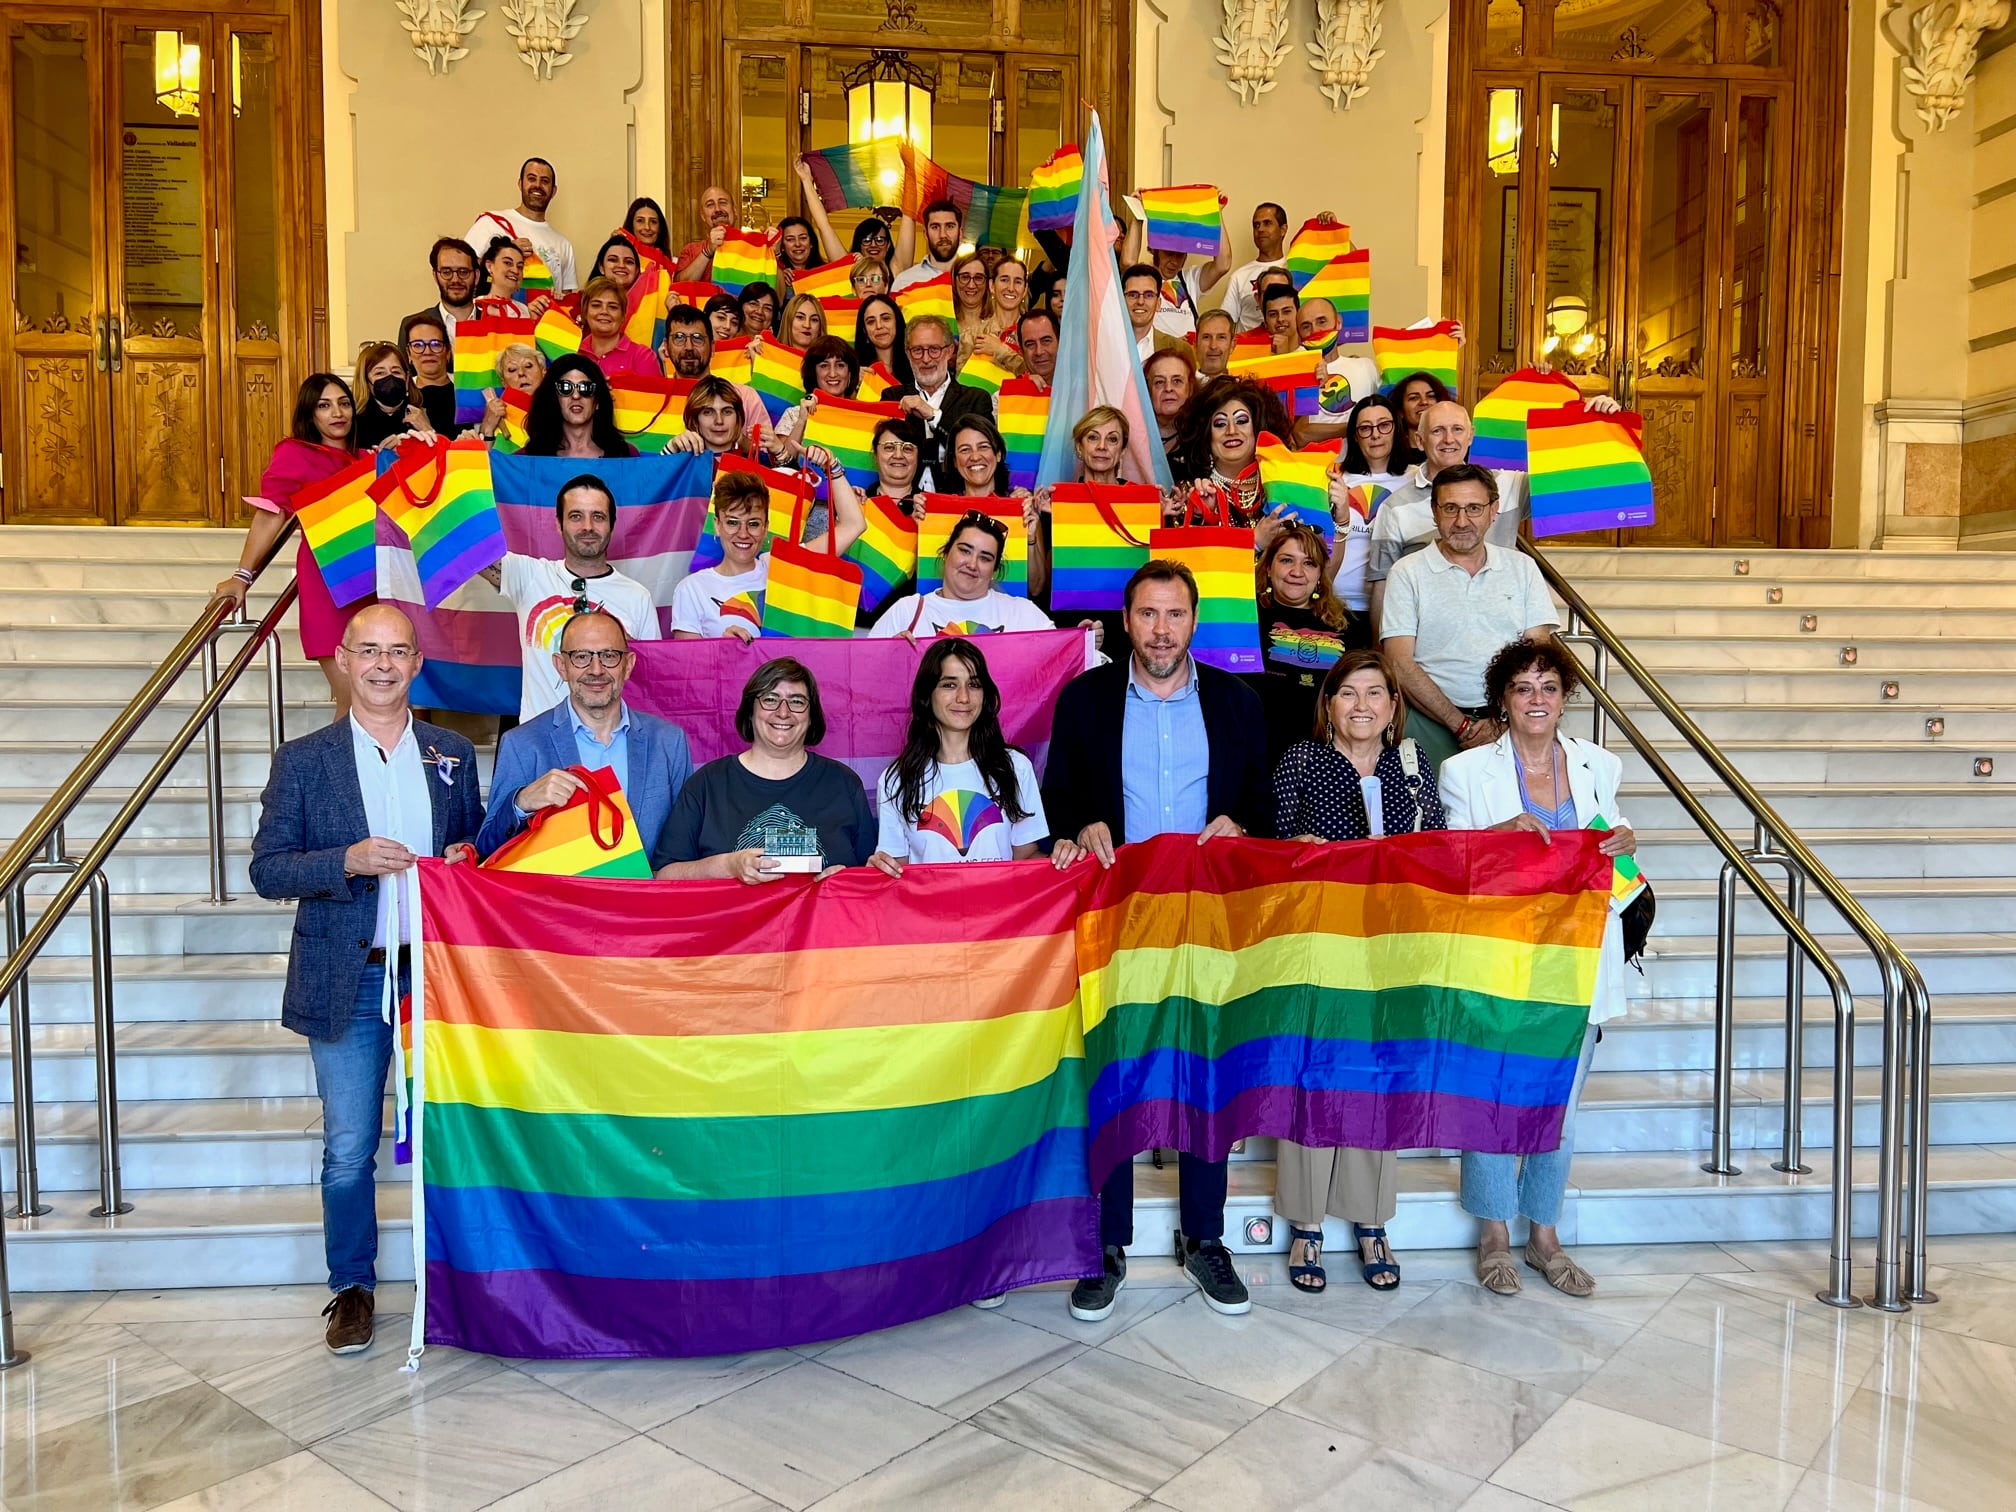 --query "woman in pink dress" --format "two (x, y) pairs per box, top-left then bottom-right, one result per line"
(577, 275), (663, 378)
(215, 373), (370, 721)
